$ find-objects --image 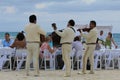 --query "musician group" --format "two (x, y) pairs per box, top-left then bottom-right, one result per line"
(24, 14), (117, 77)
